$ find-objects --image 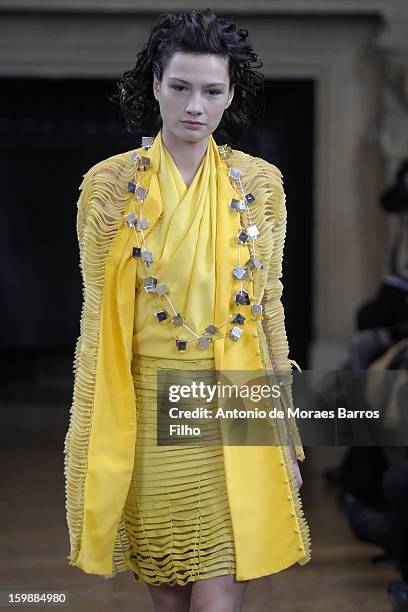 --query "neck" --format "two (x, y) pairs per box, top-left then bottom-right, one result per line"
(161, 125), (210, 177)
